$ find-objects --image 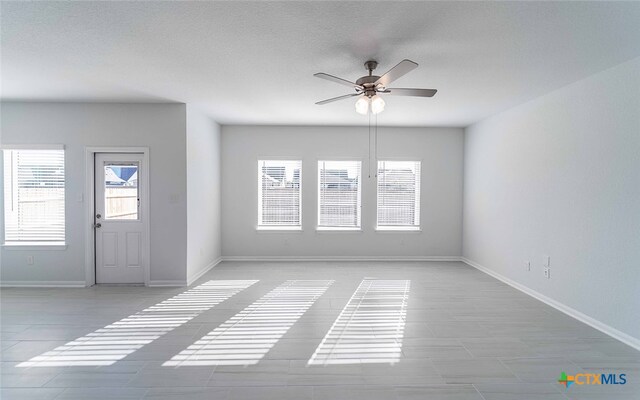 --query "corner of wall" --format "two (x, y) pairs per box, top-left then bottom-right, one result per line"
(185, 106), (223, 285)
